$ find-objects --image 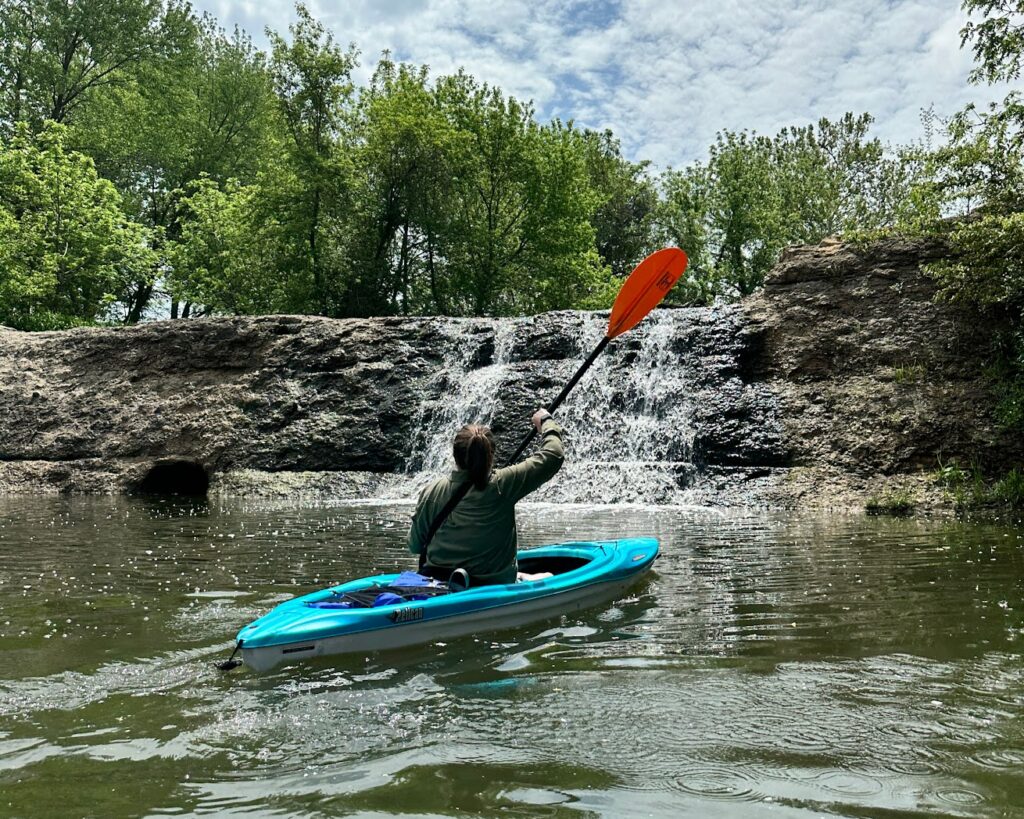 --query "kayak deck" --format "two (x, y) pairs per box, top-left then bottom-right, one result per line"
(236, 538), (658, 671)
